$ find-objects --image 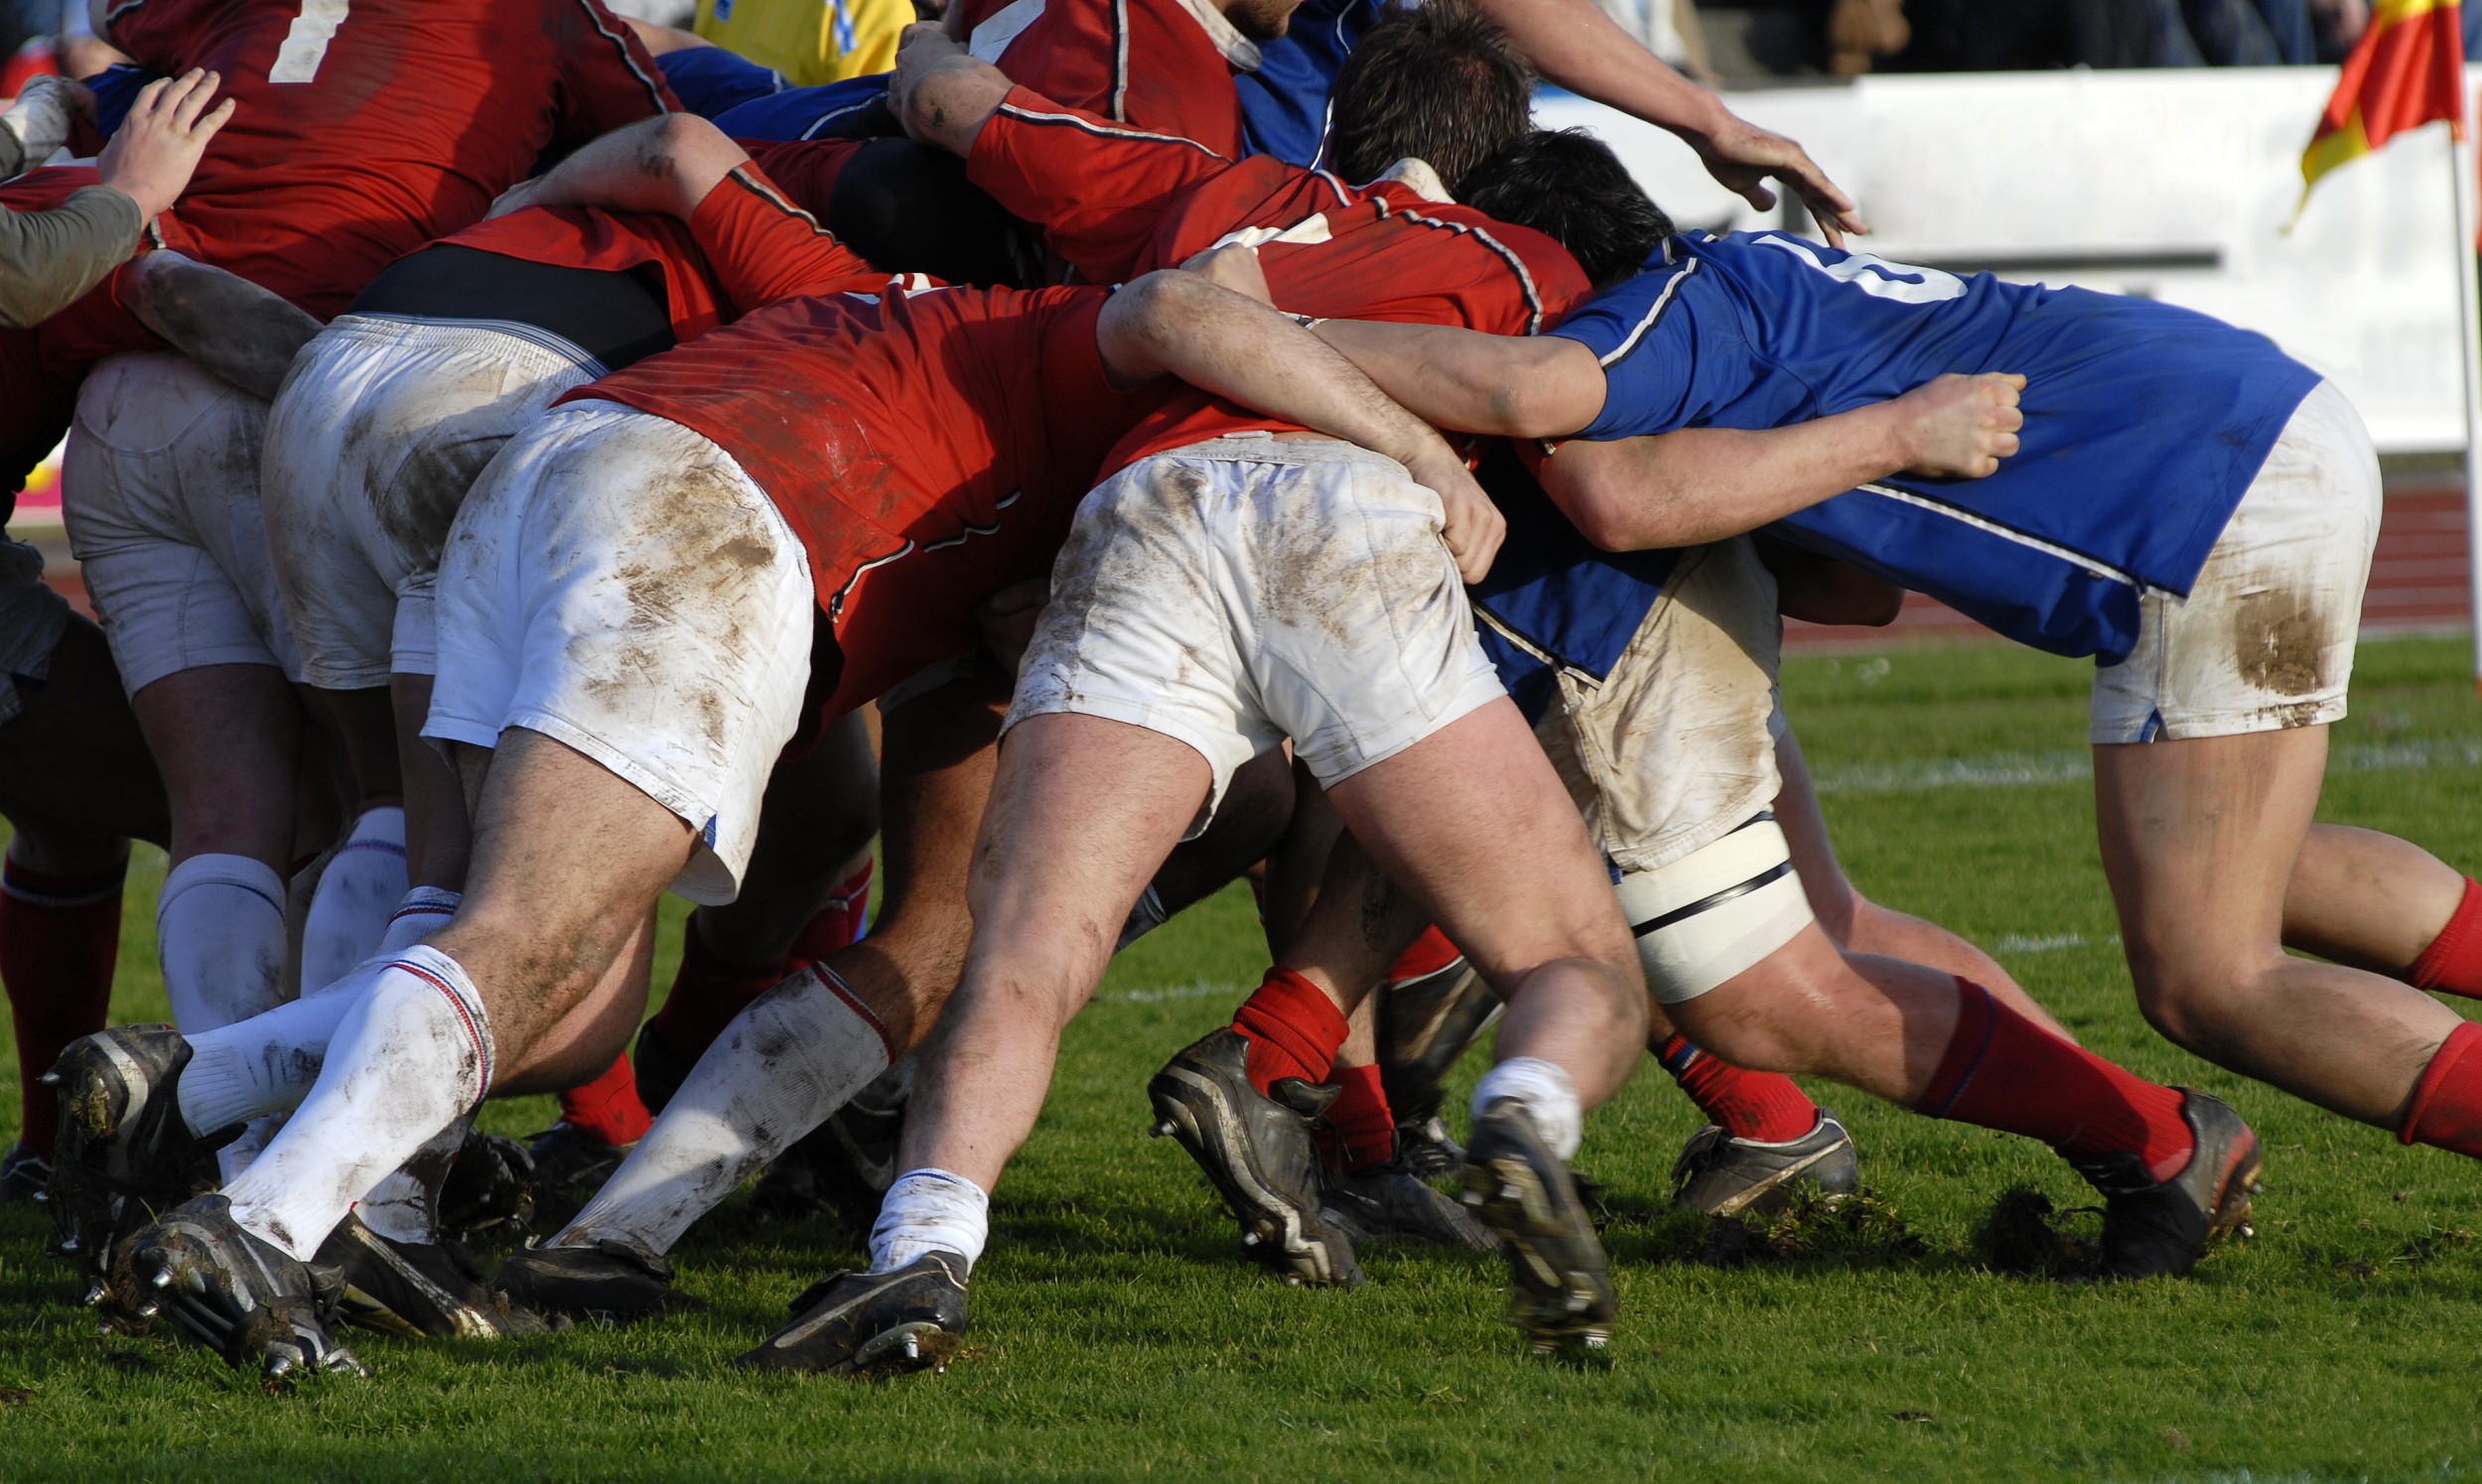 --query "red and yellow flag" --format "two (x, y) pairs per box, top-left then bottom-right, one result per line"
(2301, 0), (2467, 199)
